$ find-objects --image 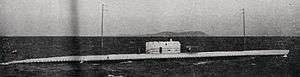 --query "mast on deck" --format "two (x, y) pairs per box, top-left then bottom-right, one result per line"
(100, 0), (104, 50)
(242, 8), (246, 50)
